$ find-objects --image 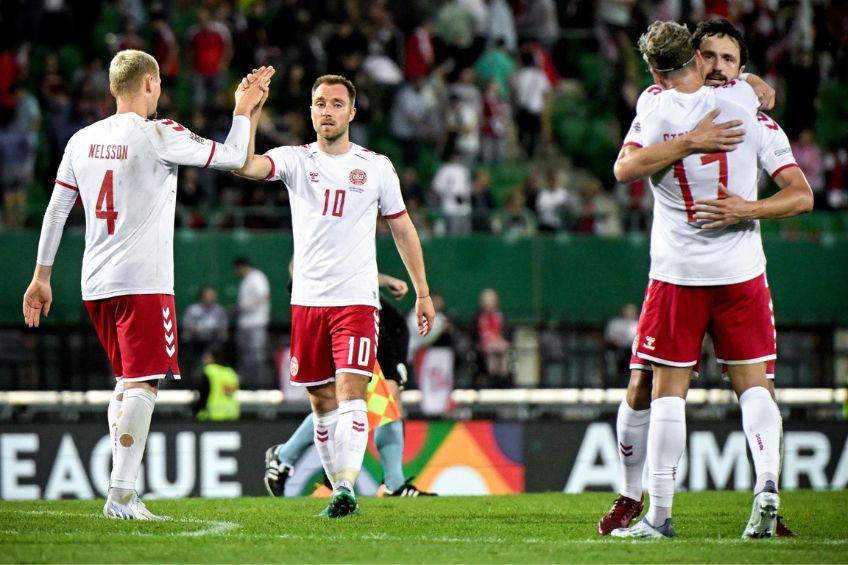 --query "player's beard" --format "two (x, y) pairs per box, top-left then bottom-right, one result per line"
(317, 122), (348, 144)
(705, 72), (728, 86)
